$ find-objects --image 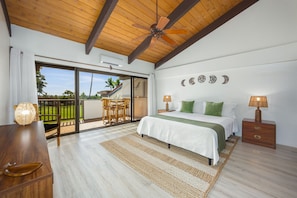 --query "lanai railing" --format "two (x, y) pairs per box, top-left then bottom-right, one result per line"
(38, 99), (84, 123)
